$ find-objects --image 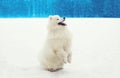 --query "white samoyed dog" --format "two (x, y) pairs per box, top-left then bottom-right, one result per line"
(40, 15), (72, 72)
